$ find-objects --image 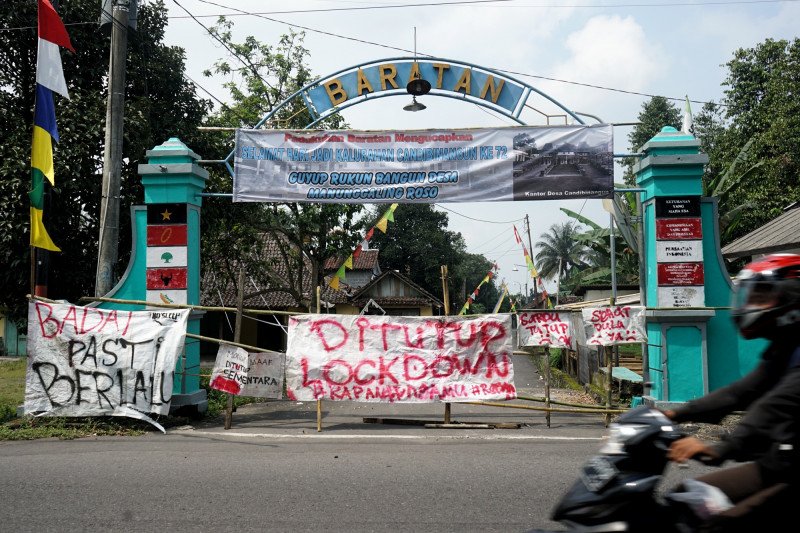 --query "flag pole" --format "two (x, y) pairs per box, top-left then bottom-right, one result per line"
(30, 248), (36, 298)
